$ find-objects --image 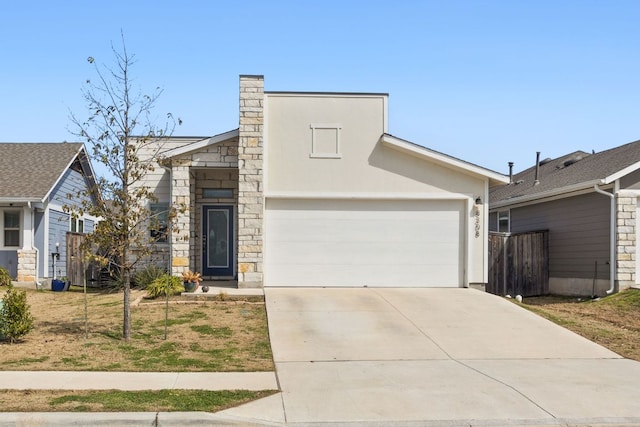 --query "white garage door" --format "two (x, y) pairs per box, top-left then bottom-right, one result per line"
(264, 198), (465, 287)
